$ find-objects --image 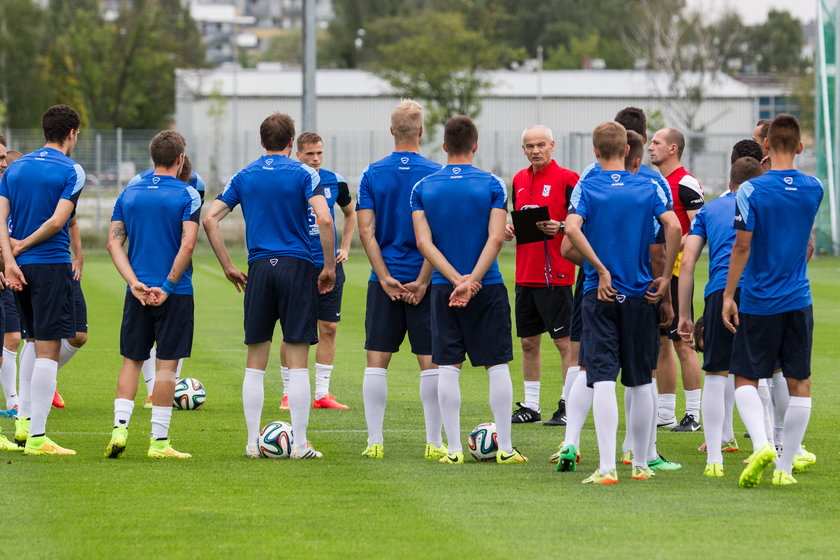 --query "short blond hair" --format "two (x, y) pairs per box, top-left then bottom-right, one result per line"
(592, 121), (627, 160)
(391, 99), (423, 143)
